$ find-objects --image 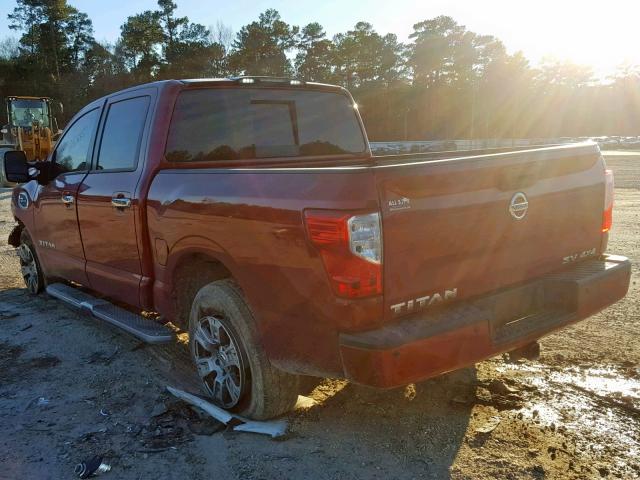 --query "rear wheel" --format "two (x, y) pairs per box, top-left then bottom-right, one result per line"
(17, 230), (45, 294)
(188, 279), (300, 419)
(192, 313), (247, 409)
